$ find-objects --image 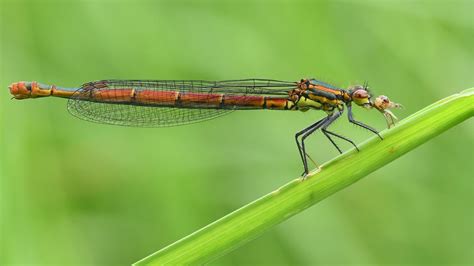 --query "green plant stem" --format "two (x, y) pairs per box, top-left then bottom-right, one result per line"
(134, 89), (474, 265)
